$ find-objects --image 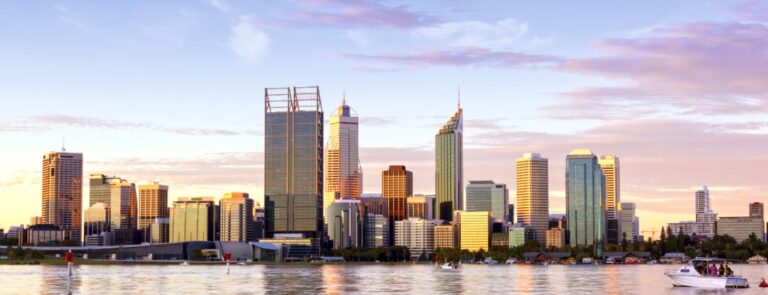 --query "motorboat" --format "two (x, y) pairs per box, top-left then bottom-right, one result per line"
(441, 262), (459, 270)
(484, 257), (498, 265)
(665, 257), (749, 288)
(179, 261), (190, 266)
(505, 258), (517, 265)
